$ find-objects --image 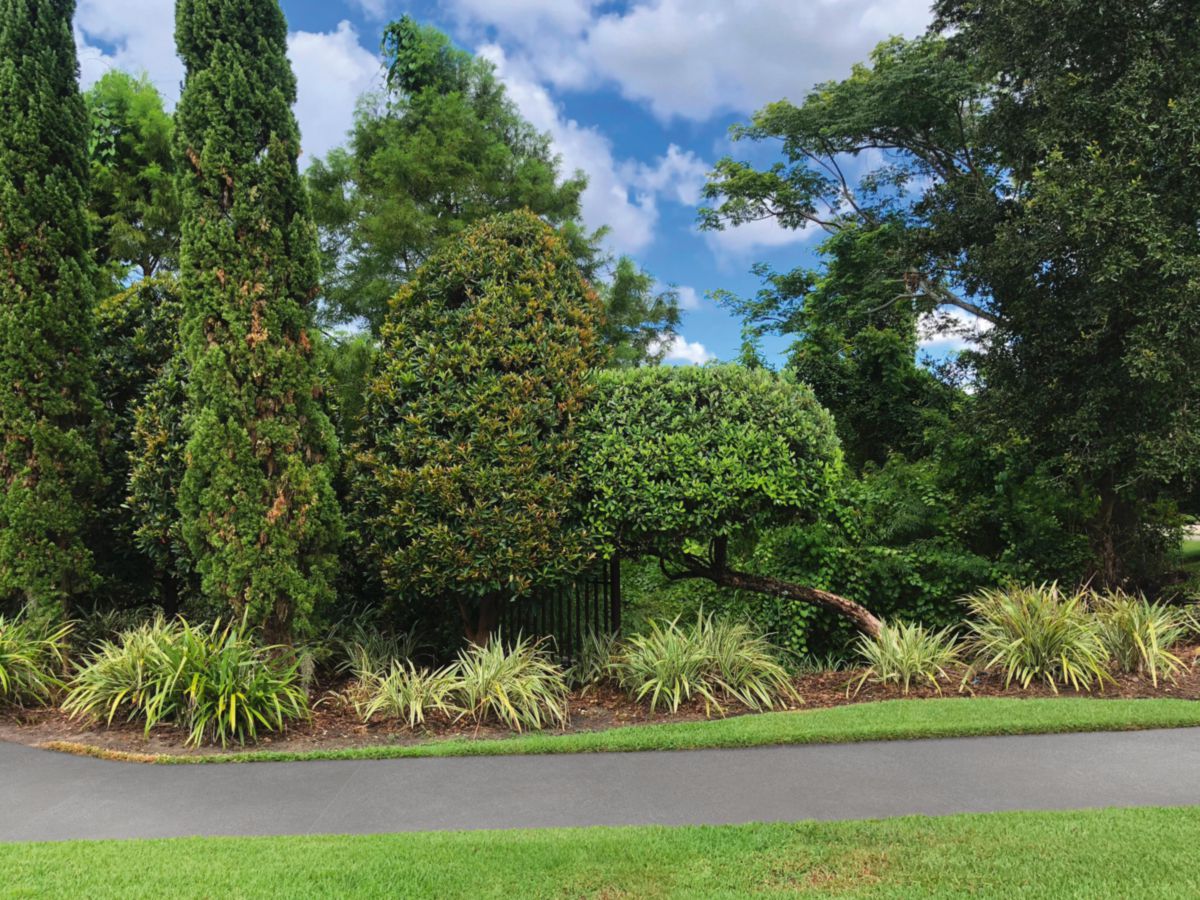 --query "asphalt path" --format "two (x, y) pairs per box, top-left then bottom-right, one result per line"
(2, 727), (1199, 842)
